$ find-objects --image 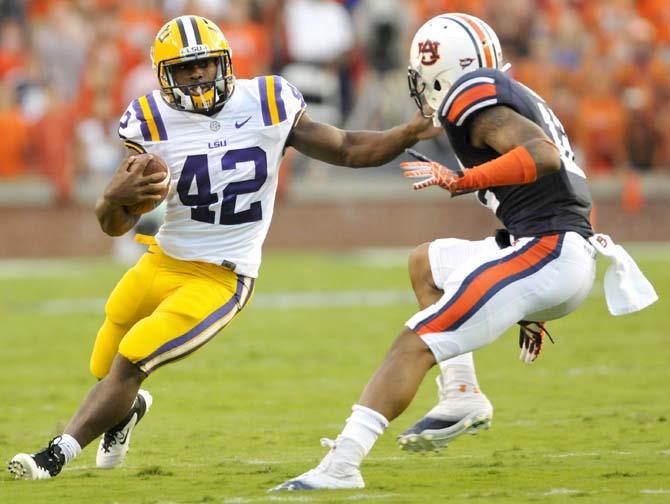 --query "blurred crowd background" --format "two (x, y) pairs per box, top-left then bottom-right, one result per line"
(0, 0), (669, 205)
